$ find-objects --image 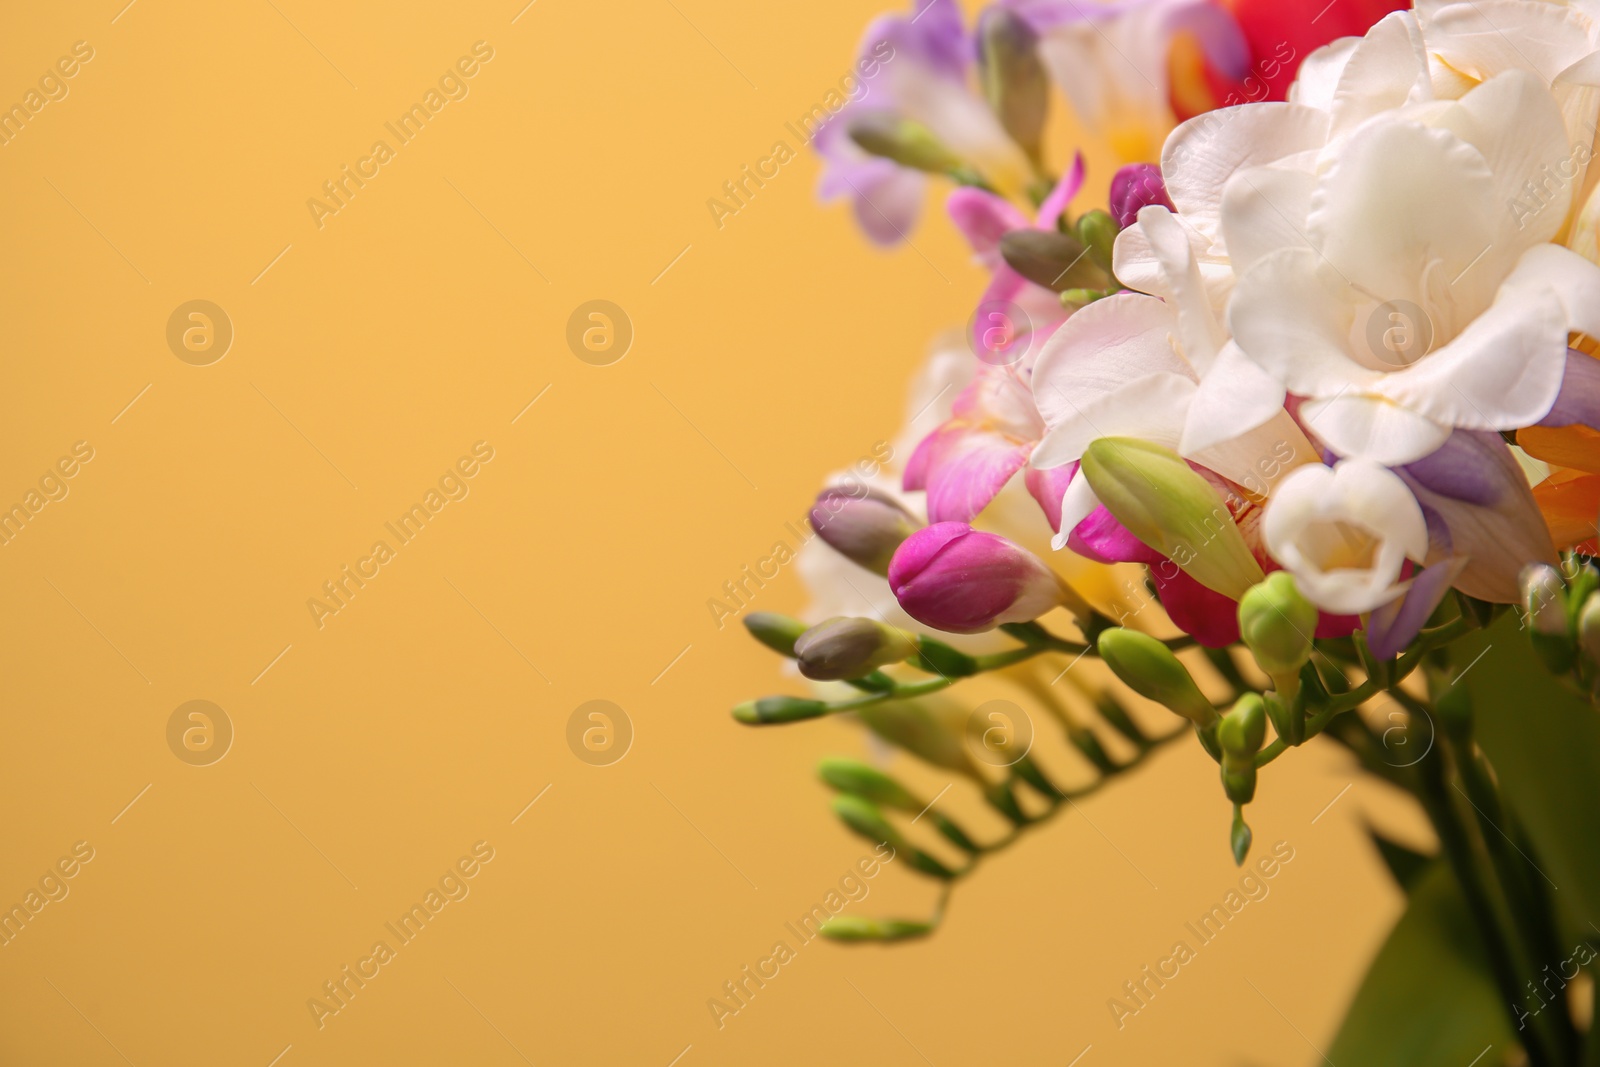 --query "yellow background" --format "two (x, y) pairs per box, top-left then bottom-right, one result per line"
(0, 1), (1420, 1063)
